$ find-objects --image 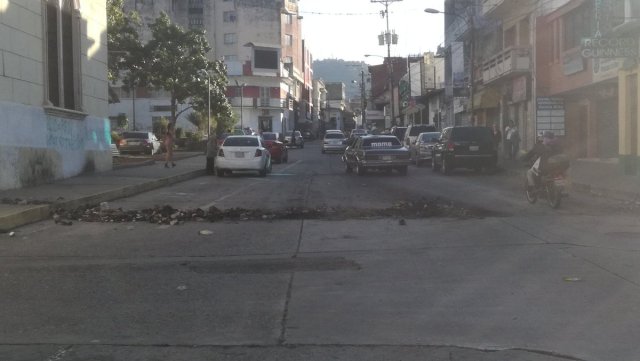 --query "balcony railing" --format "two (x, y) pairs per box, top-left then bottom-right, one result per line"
(482, 47), (531, 84)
